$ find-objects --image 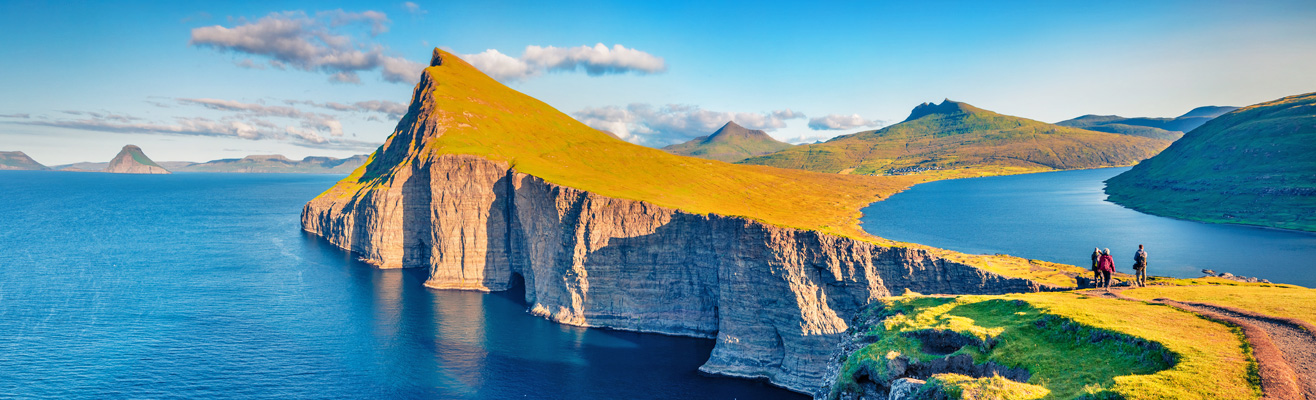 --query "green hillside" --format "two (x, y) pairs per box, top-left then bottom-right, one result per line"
(661, 121), (794, 162)
(1058, 106), (1238, 141)
(176, 154), (368, 174)
(739, 100), (1171, 176)
(1105, 92), (1316, 232)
